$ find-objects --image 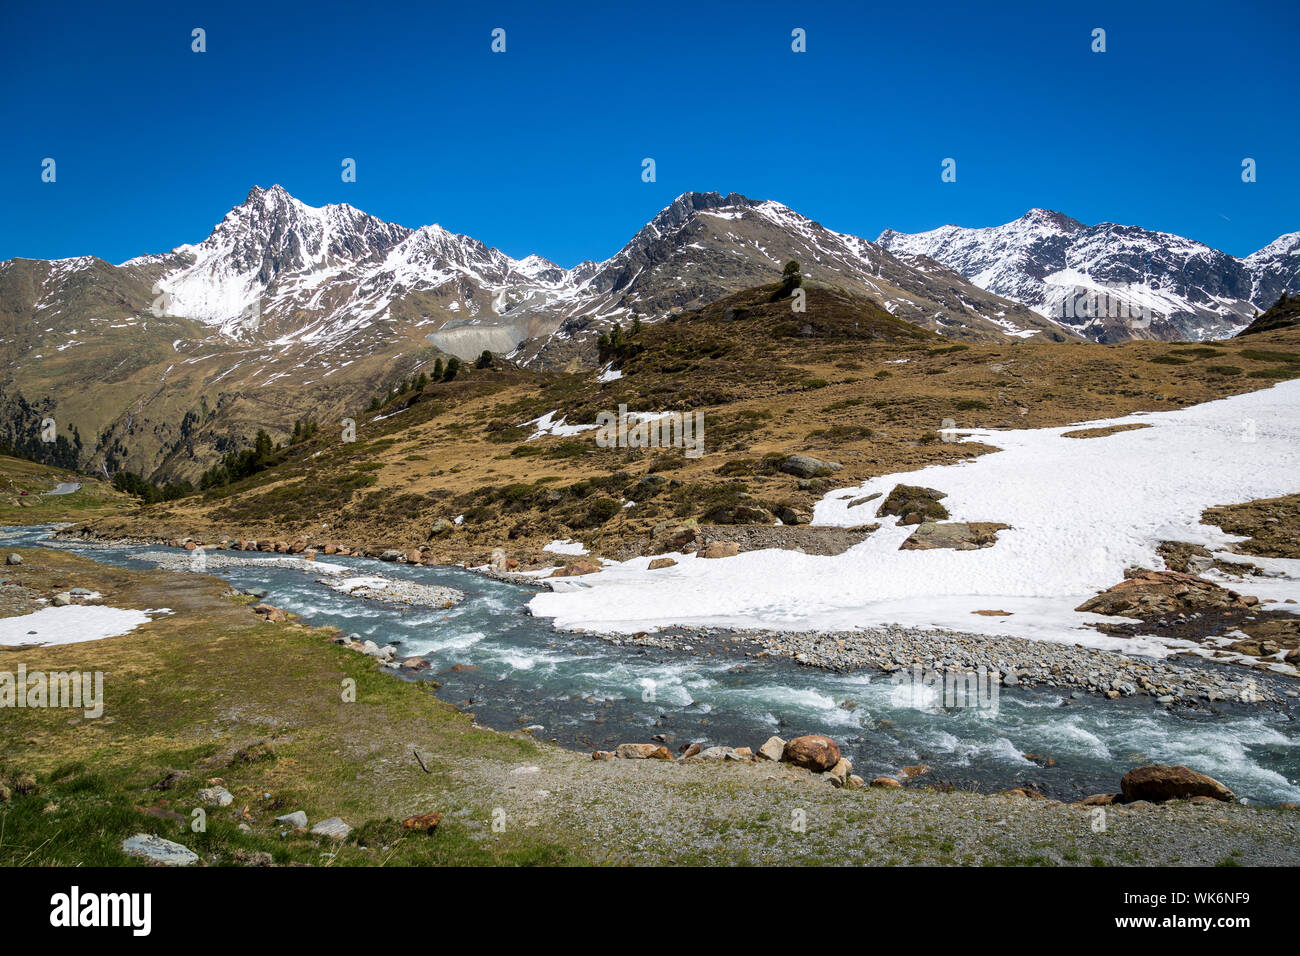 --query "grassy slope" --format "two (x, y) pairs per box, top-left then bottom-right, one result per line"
(77, 284), (1300, 568)
(0, 454), (134, 525)
(3, 548), (1295, 867)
